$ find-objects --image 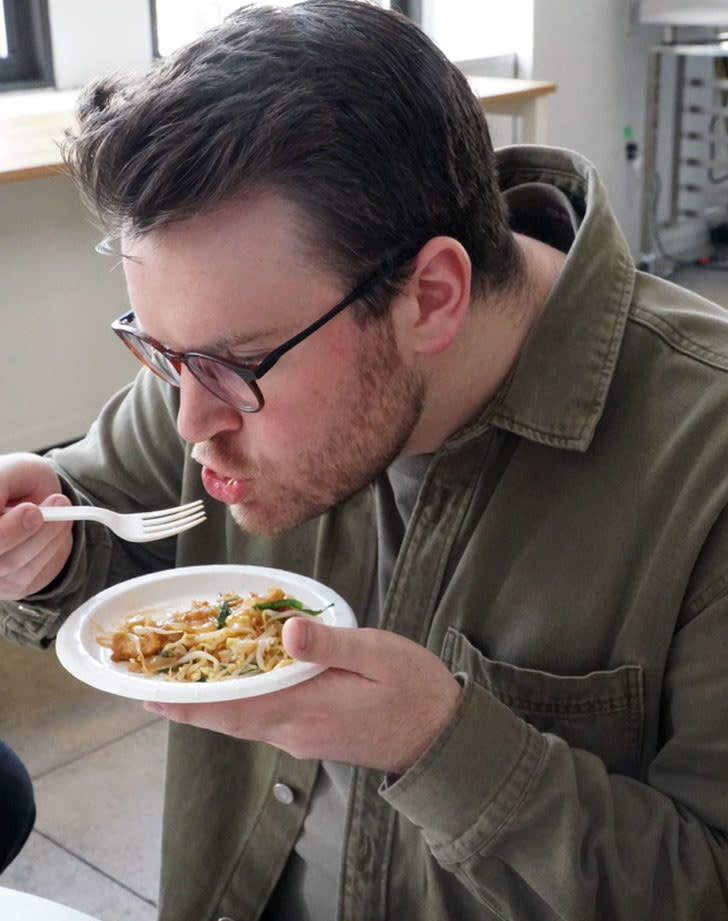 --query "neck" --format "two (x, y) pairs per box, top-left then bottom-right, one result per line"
(406, 234), (566, 454)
